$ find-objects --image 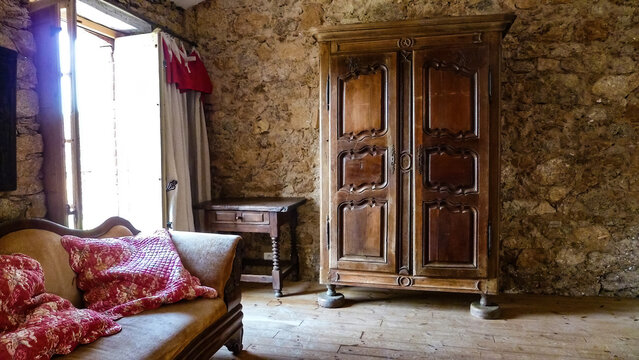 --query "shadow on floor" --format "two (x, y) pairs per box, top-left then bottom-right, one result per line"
(240, 281), (639, 320)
